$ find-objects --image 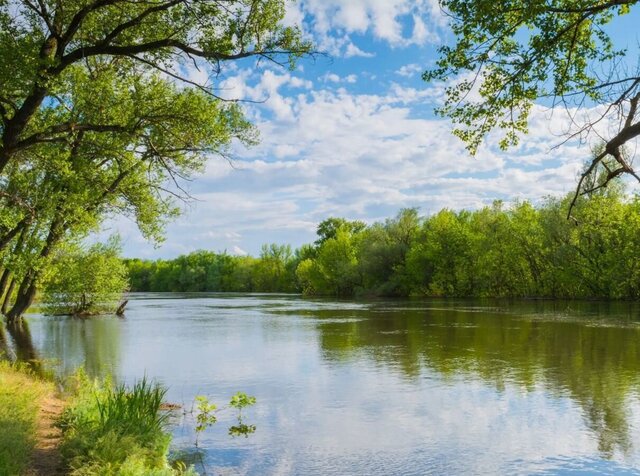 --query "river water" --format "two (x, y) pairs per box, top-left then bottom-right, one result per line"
(4, 293), (640, 475)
